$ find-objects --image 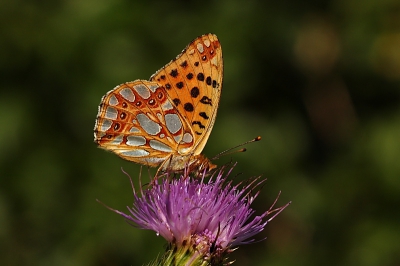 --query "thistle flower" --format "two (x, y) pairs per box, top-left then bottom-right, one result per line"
(103, 164), (290, 266)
